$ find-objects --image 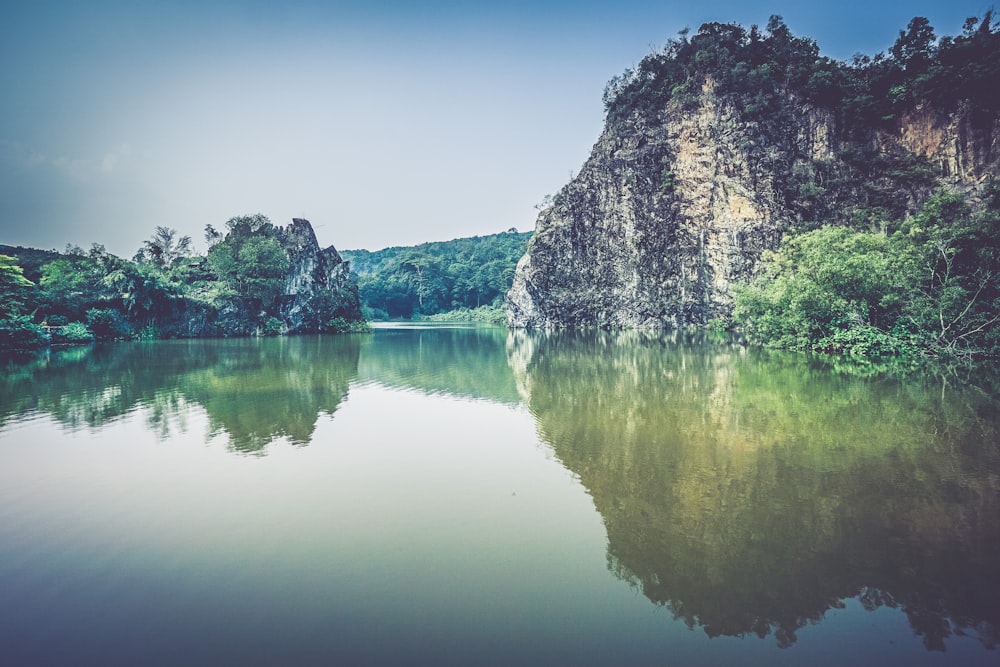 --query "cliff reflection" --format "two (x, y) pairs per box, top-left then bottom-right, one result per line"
(1, 336), (362, 454)
(508, 330), (1000, 651)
